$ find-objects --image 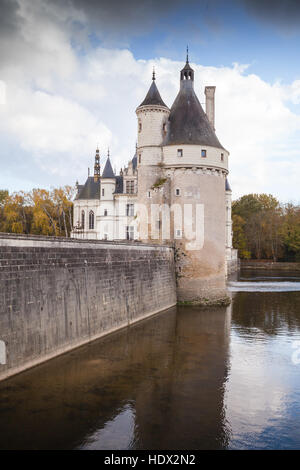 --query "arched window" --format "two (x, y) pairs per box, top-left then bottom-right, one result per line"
(89, 211), (94, 230)
(81, 210), (85, 229)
